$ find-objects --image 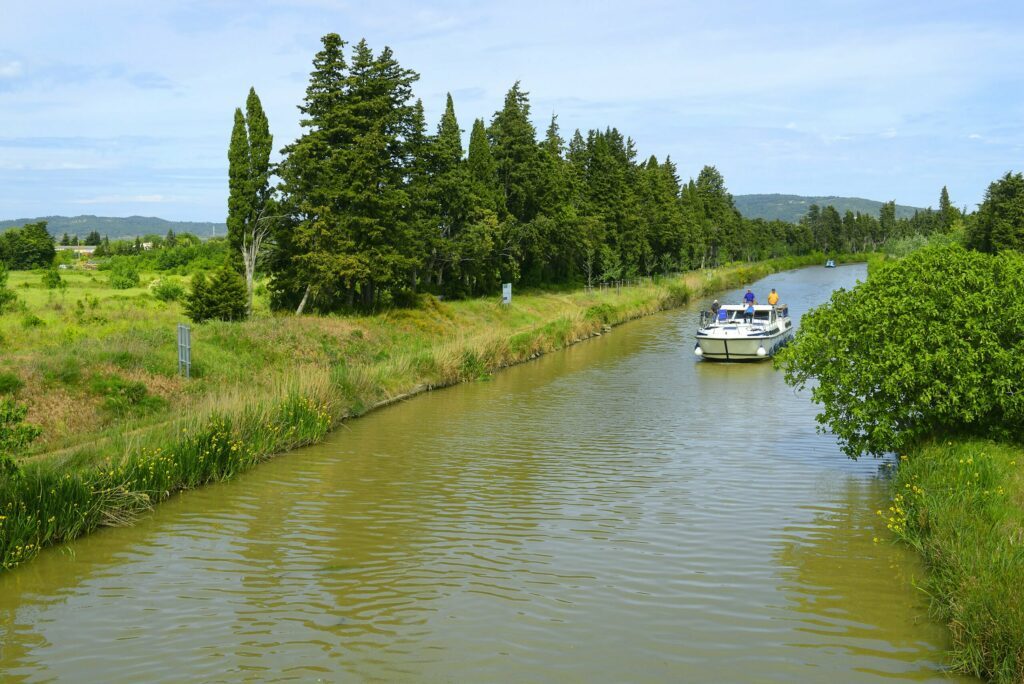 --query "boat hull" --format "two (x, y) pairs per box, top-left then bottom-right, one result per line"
(695, 328), (793, 362)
